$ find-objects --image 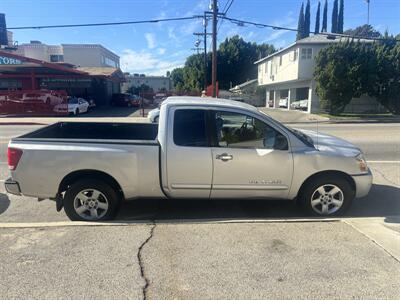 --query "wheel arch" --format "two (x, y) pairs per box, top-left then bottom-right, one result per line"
(58, 169), (125, 200)
(296, 170), (356, 201)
